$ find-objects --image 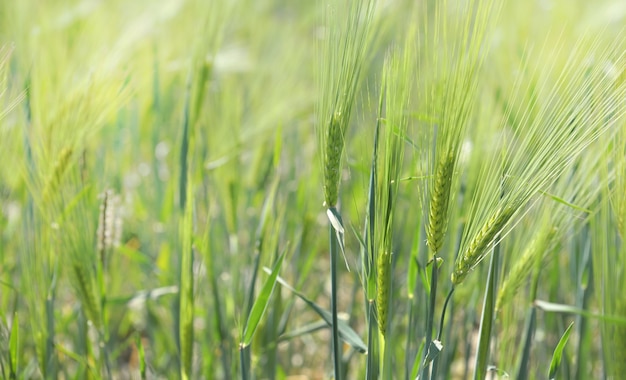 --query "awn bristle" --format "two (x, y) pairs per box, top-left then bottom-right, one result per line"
(427, 152), (455, 255)
(452, 206), (515, 285)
